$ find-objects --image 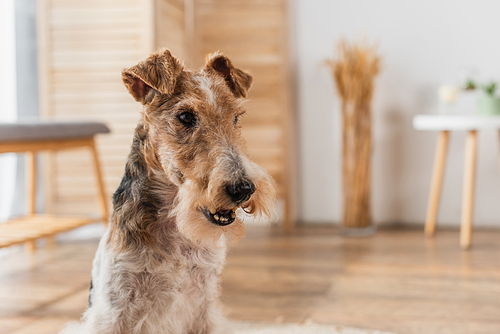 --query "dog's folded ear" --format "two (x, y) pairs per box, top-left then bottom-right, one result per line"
(204, 53), (253, 98)
(122, 48), (184, 104)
